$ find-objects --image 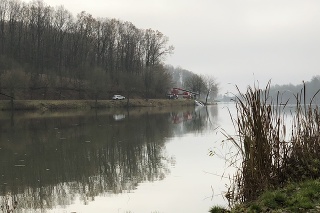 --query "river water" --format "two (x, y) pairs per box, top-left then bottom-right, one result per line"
(0, 103), (238, 213)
